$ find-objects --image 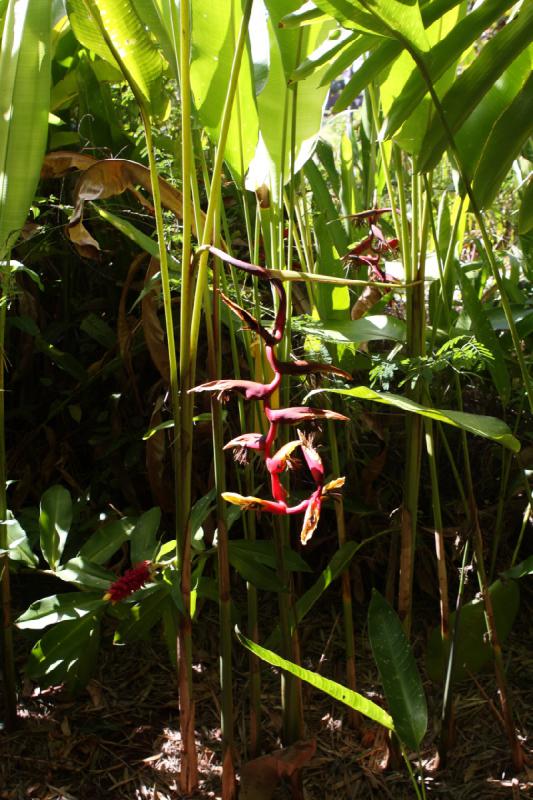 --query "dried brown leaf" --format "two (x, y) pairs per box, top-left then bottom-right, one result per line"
(240, 740), (316, 800)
